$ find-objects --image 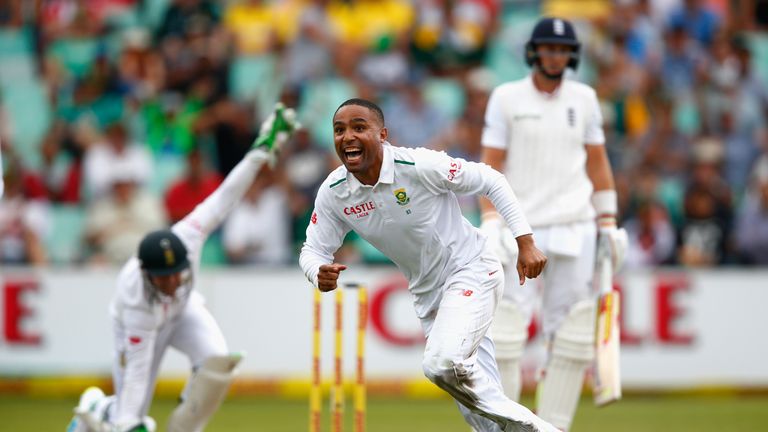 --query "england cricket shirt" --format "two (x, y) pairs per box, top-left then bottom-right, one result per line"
(482, 75), (606, 227)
